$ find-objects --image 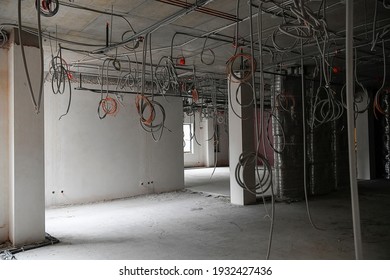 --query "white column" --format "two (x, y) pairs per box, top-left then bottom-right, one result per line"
(356, 111), (371, 179)
(228, 80), (256, 205)
(8, 30), (45, 246)
(0, 48), (9, 243)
